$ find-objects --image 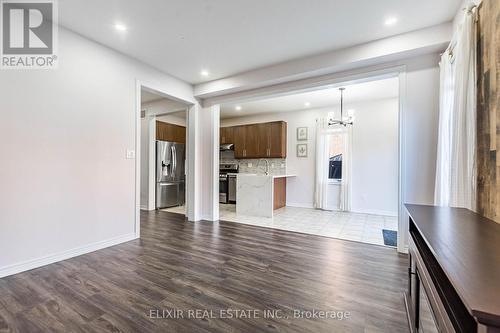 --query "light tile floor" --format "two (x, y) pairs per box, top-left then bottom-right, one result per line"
(162, 204), (398, 247)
